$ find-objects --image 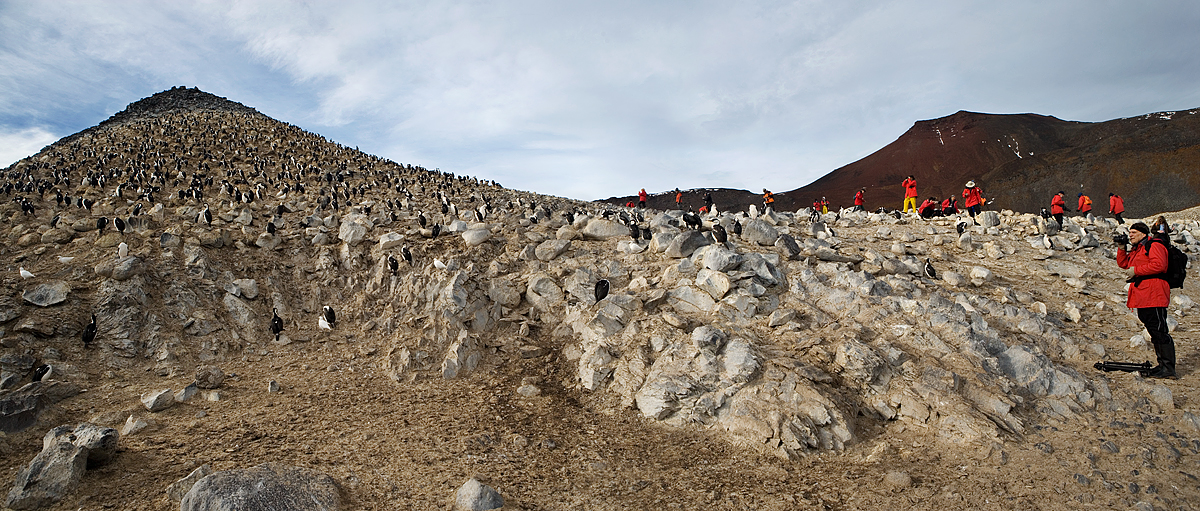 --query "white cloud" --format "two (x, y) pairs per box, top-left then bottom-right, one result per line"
(0, 127), (59, 168)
